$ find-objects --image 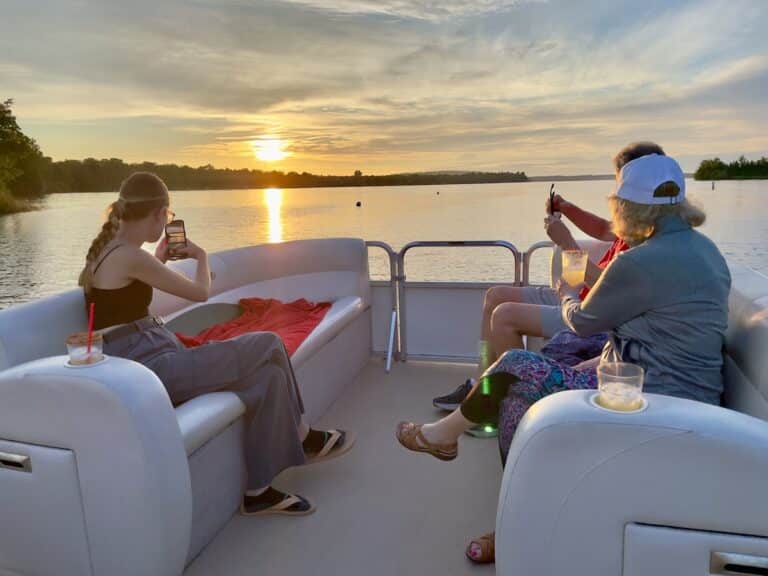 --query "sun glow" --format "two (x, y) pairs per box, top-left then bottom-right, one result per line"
(252, 138), (289, 162)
